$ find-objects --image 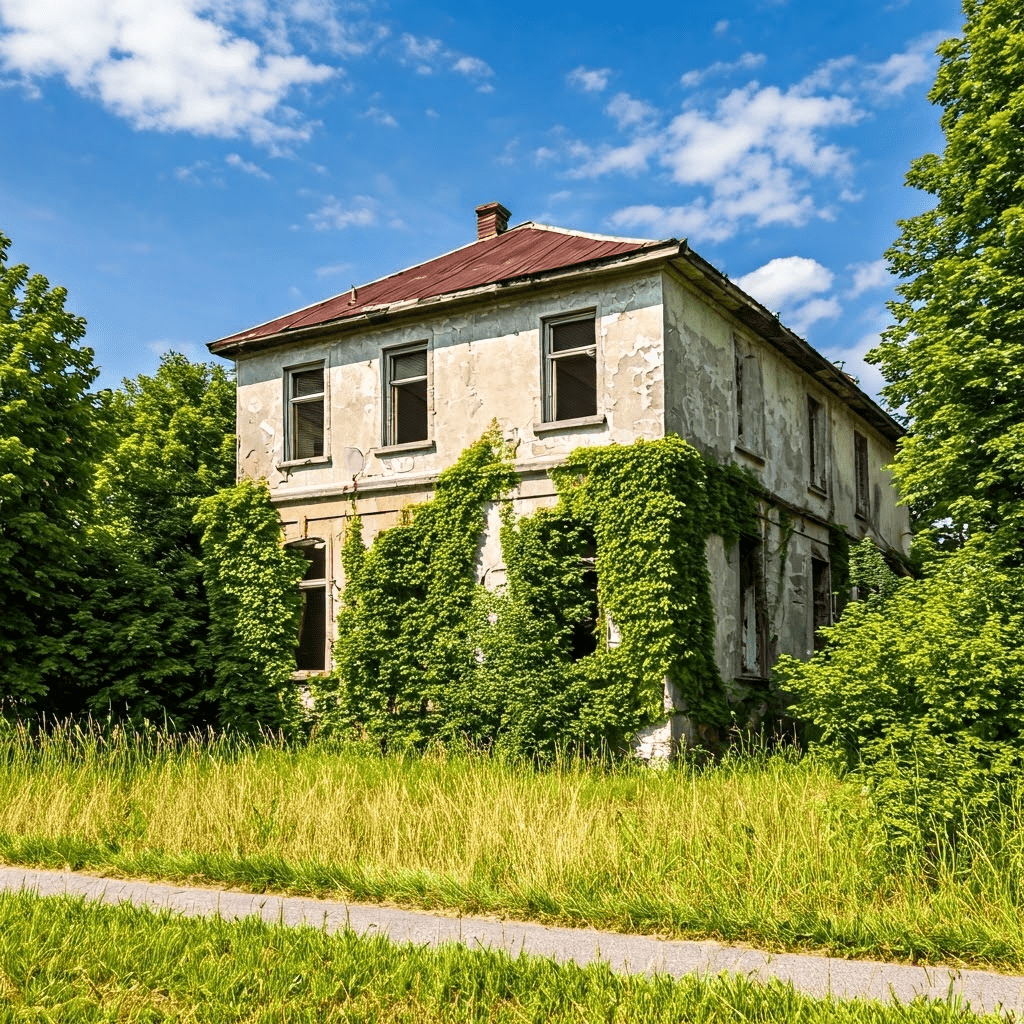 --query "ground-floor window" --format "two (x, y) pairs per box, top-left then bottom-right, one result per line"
(292, 539), (328, 671)
(811, 557), (832, 652)
(739, 535), (766, 677)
